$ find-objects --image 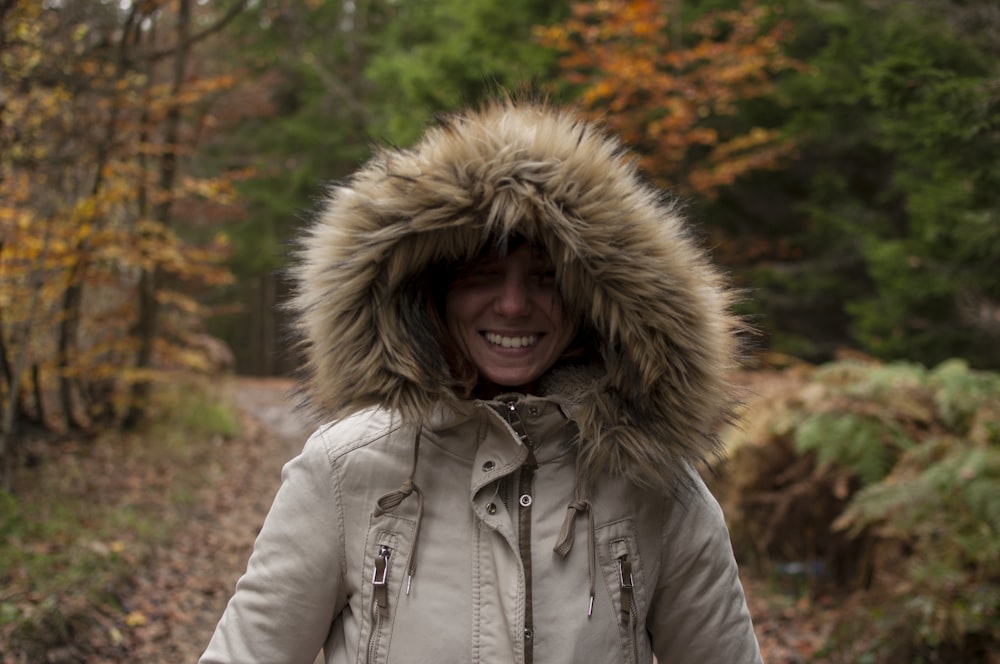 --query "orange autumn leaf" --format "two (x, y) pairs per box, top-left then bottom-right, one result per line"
(537, 0), (804, 197)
